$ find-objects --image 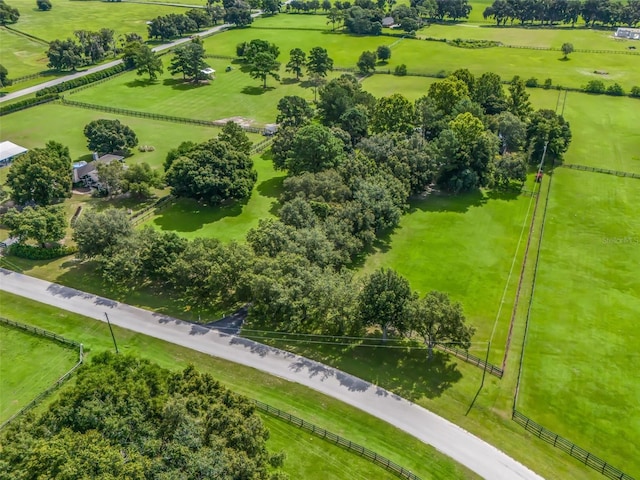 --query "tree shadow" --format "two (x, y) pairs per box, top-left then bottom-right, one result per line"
(257, 175), (284, 198)
(558, 57), (570, 62)
(151, 197), (246, 232)
(163, 78), (208, 91)
(242, 85), (274, 95)
(281, 77), (300, 85)
(125, 78), (157, 88)
(409, 189), (487, 214)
